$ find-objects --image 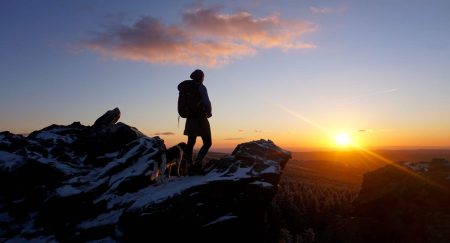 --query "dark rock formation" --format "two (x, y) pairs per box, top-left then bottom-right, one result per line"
(0, 109), (291, 242)
(93, 107), (121, 128)
(328, 160), (450, 243)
